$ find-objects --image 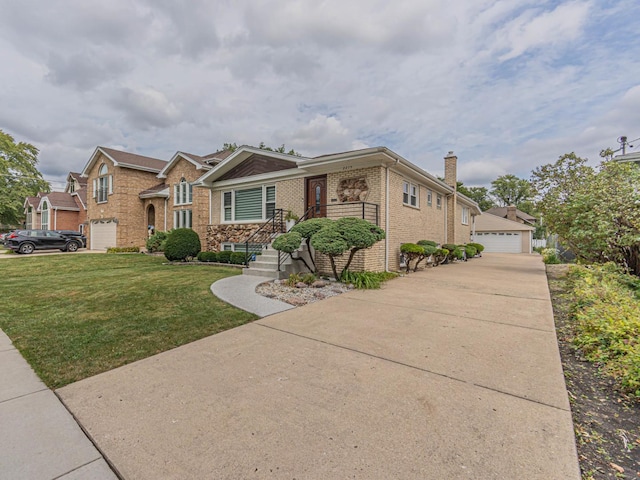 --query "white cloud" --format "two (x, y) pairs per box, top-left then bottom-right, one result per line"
(111, 87), (182, 129)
